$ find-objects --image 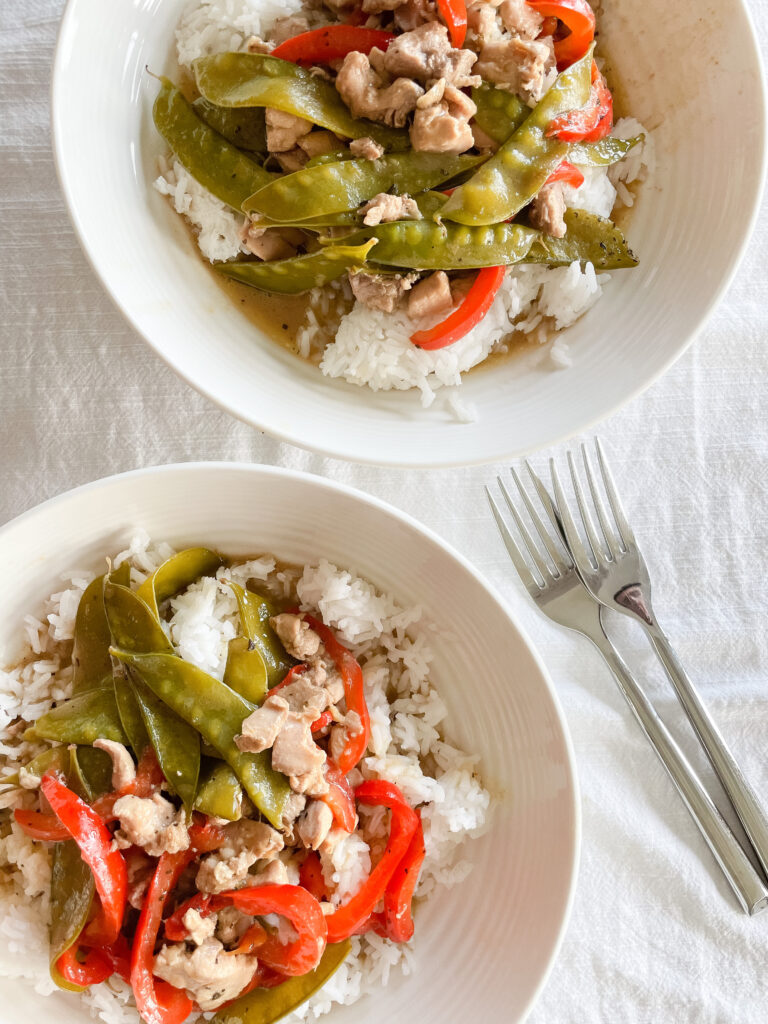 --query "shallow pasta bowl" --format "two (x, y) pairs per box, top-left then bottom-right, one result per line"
(0, 462), (578, 1023)
(52, 0), (765, 465)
